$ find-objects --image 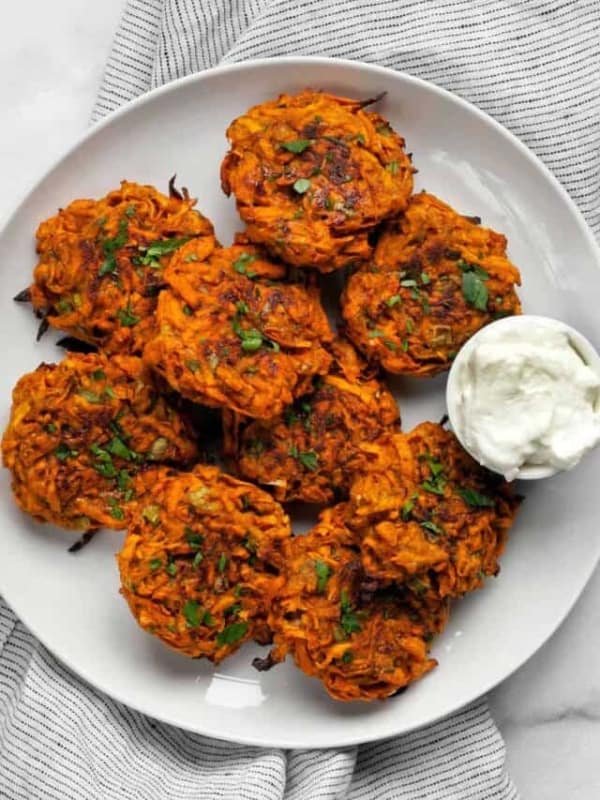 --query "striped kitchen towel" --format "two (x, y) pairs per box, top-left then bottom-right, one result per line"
(3, 0), (600, 798)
